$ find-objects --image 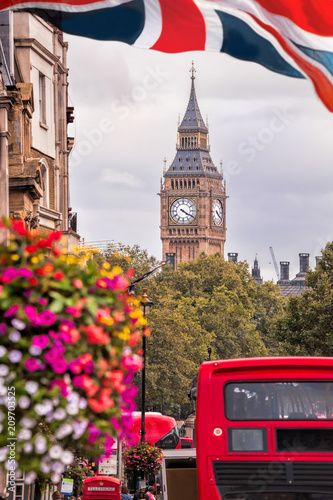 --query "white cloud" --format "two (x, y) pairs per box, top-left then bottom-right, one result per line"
(100, 168), (145, 188)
